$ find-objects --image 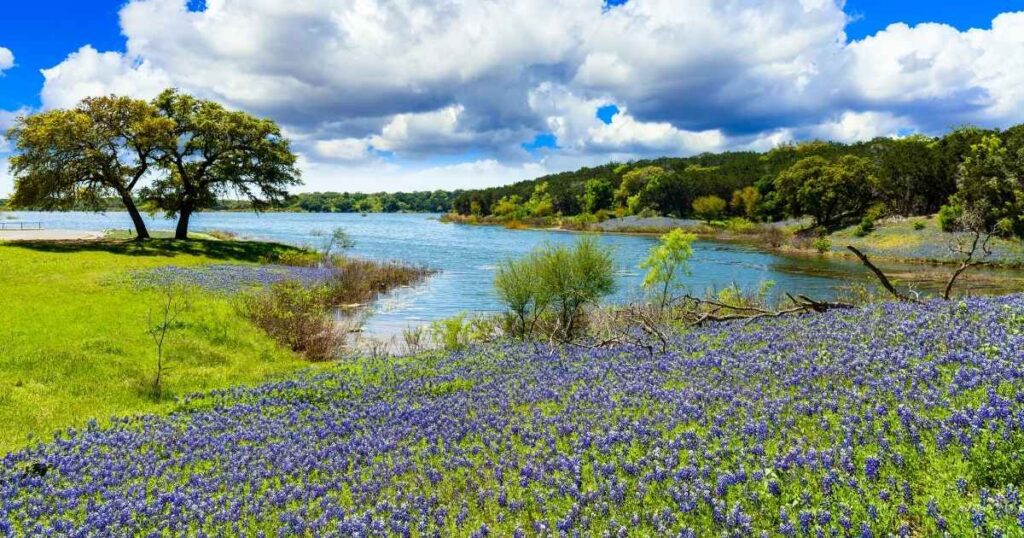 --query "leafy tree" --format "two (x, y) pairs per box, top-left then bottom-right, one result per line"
(692, 195), (727, 223)
(873, 136), (942, 215)
(730, 186), (762, 219)
(950, 135), (1024, 238)
(614, 166), (665, 210)
(774, 155), (876, 230)
(581, 178), (614, 214)
(641, 229), (695, 309)
(6, 95), (173, 239)
(491, 195), (522, 218)
(146, 89), (301, 239)
(525, 182), (554, 217)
